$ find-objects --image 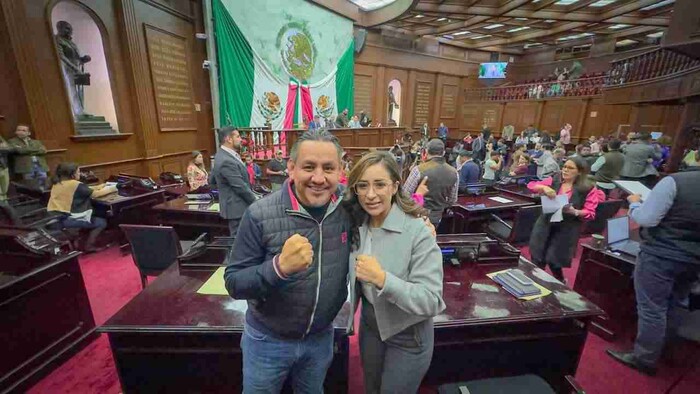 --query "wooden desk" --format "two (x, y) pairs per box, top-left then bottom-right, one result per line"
(11, 179), (51, 205)
(151, 197), (228, 239)
(448, 193), (535, 233)
(100, 265), (350, 394)
(0, 242), (96, 393)
(92, 188), (166, 218)
(429, 259), (603, 392)
(495, 183), (540, 202)
(574, 240), (637, 342)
